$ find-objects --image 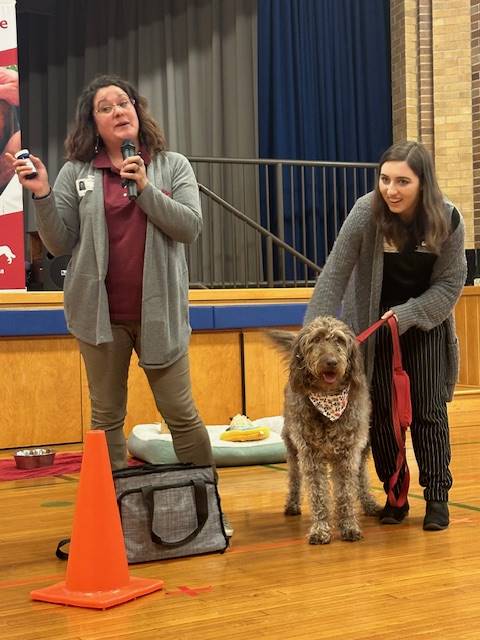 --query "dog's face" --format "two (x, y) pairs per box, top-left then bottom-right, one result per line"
(269, 316), (361, 395)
